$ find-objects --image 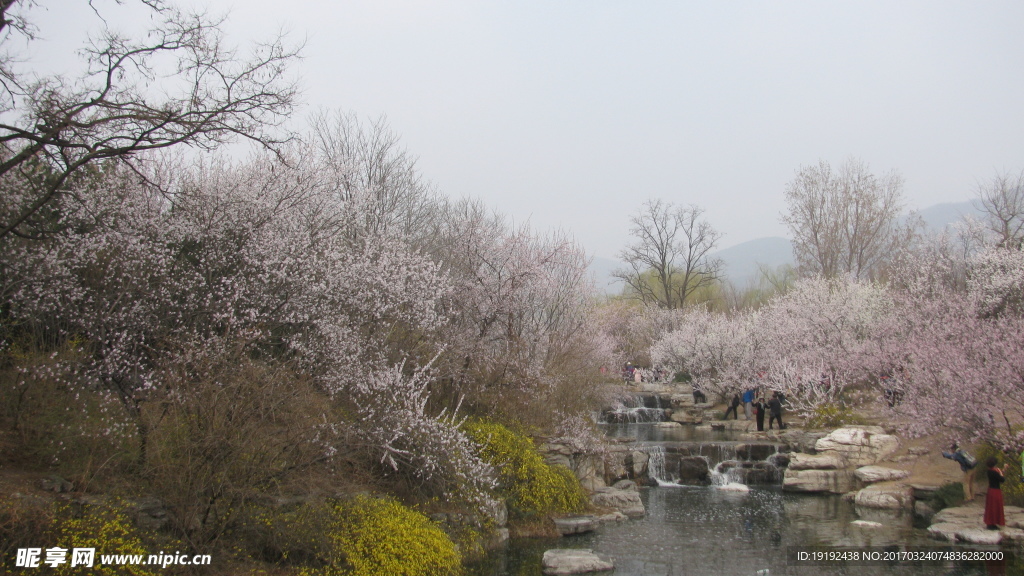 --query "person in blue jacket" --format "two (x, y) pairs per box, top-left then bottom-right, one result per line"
(941, 443), (977, 501)
(742, 388), (755, 420)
